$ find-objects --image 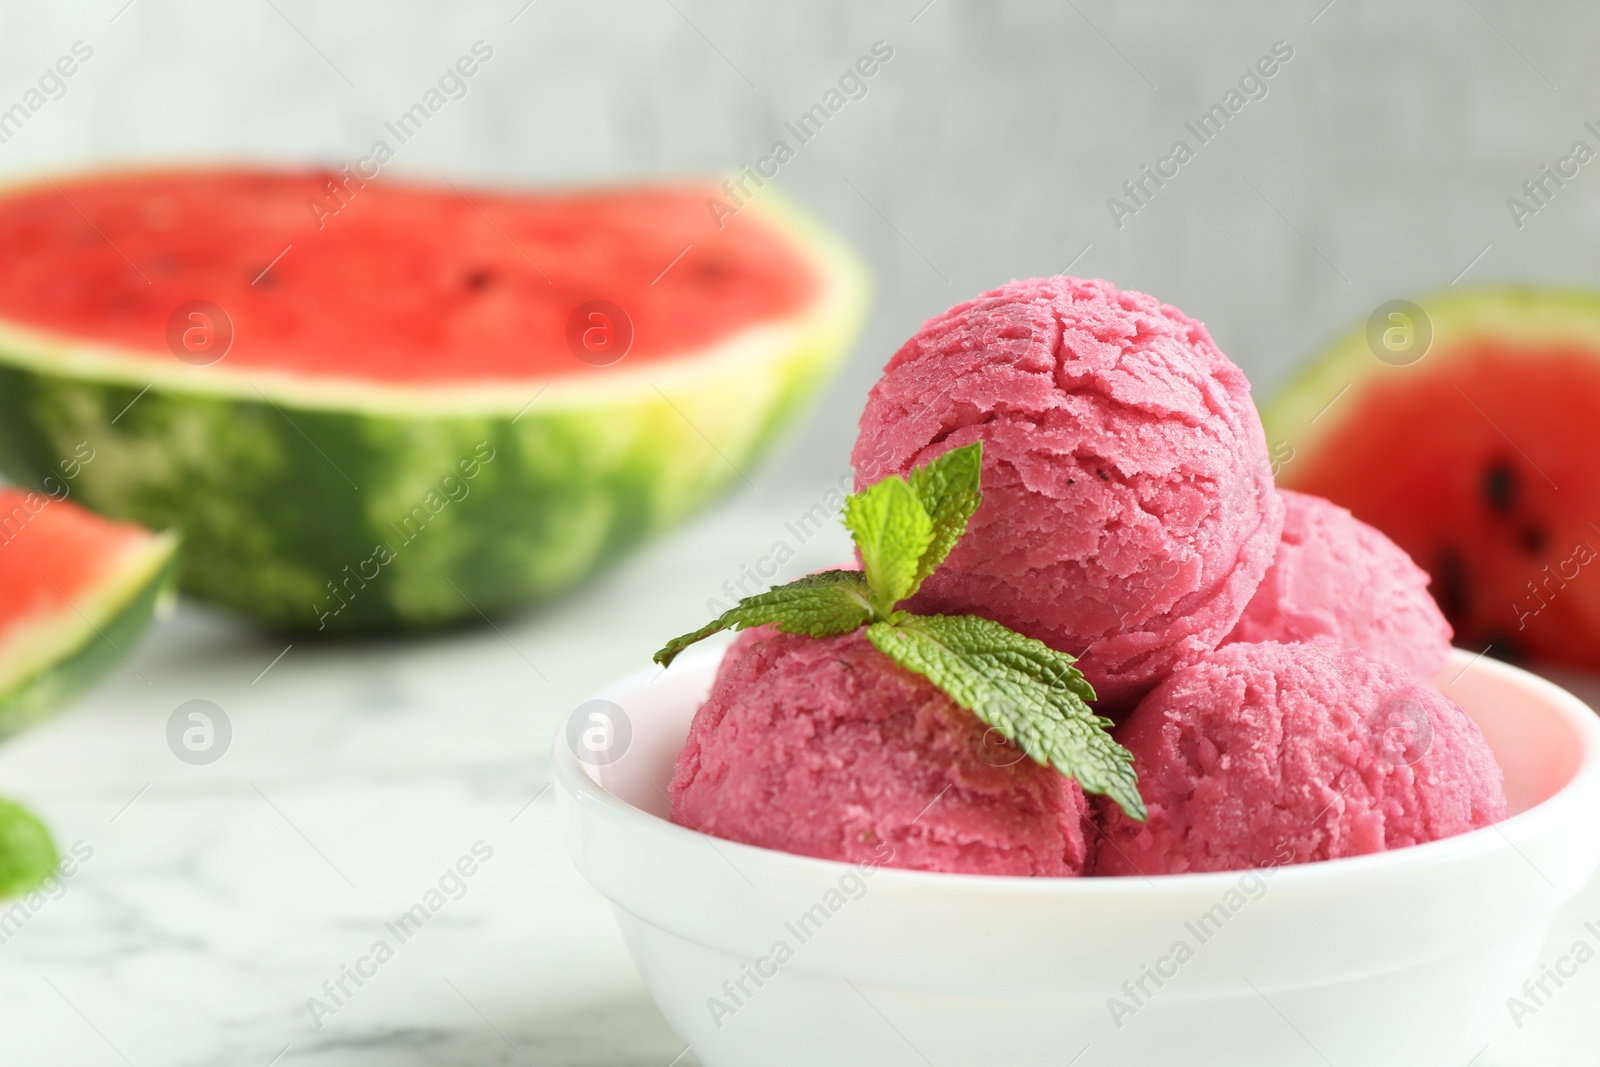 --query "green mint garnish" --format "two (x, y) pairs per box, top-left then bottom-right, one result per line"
(866, 614), (1141, 821)
(654, 444), (980, 663)
(653, 568), (875, 668)
(0, 797), (59, 900)
(905, 437), (983, 593)
(843, 474), (933, 612)
(653, 441), (1146, 822)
